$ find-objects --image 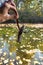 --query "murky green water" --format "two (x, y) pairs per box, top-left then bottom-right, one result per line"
(0, 26), (43, 65)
